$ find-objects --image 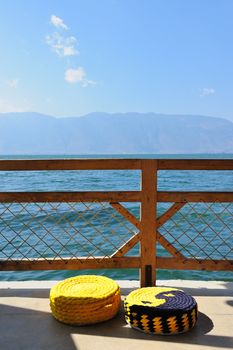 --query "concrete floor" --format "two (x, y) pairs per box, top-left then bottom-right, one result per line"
(0, 280), (232, 350)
